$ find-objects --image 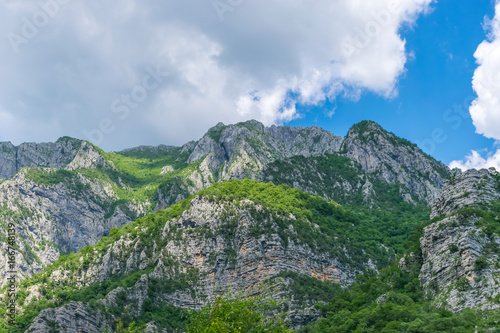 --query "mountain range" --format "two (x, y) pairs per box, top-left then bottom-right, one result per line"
(0, 120), (499, 332)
